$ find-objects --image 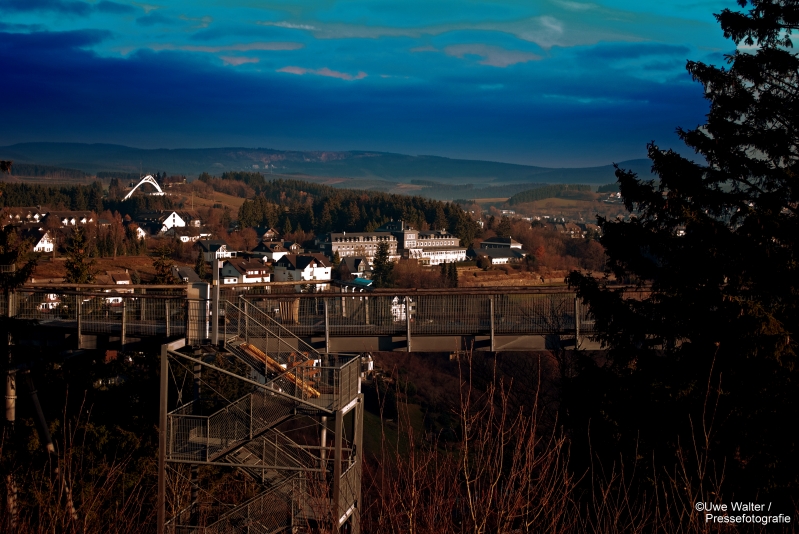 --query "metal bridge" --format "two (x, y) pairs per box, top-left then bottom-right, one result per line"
(4, 283), (604, 353)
